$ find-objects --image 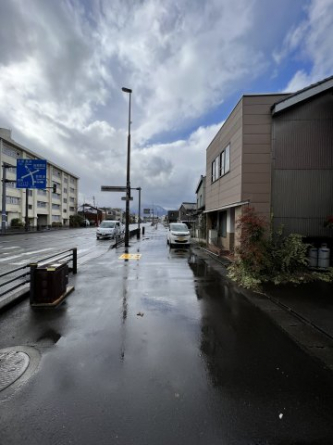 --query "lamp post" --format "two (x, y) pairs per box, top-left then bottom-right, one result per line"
(122, 87), (132, 248)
